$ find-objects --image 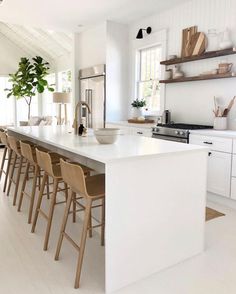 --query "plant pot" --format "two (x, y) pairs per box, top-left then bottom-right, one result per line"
(214, 117), (227, 130)
(132, 108), (143, 119)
